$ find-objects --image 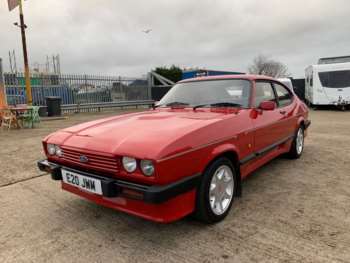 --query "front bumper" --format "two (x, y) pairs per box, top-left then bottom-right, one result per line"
(37, 159), (200, 204)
